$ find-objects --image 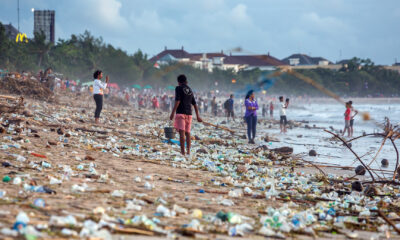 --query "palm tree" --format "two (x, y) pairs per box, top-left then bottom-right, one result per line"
(30, 31), (53, 67)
